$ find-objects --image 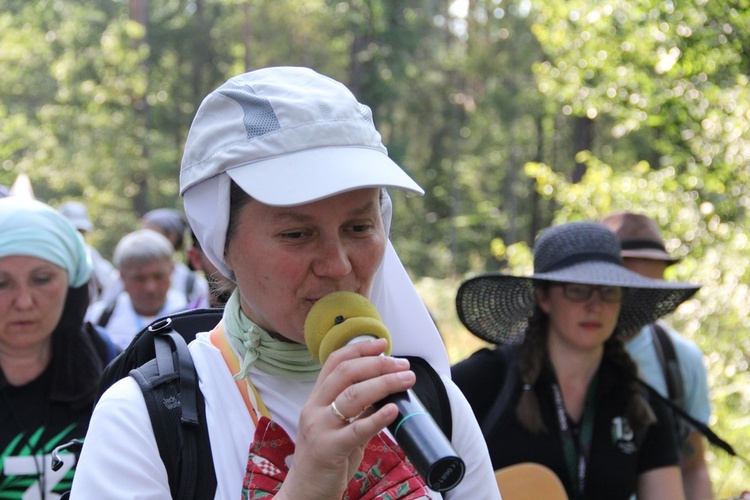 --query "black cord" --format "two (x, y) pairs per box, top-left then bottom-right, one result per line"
(635, 377), (750, 466)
